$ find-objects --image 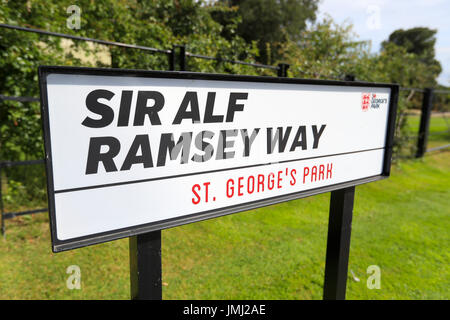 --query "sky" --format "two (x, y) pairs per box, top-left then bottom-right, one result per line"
(317, 0), (450, 85)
